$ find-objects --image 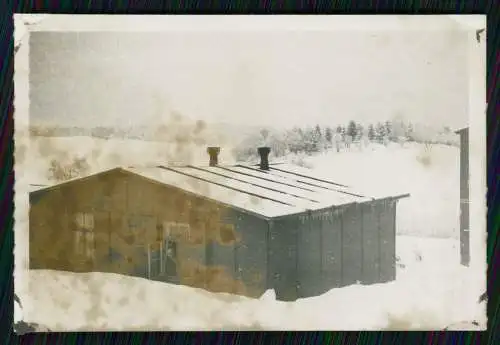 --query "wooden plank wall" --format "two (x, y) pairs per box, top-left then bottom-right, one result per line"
(341, 205), (363, 286)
